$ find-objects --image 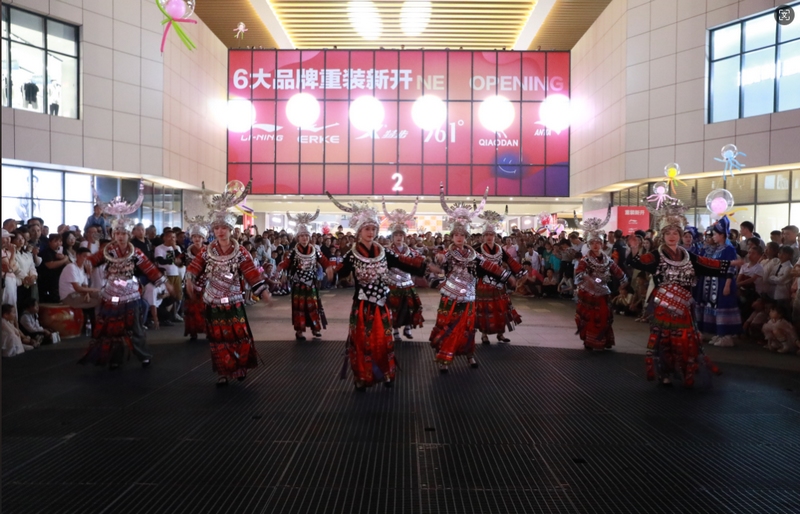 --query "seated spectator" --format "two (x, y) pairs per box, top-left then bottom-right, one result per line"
(762, 305), (799, 354)
(58, 248), (101, 309)
(558, 274), (573, 299)
(542, 269), (558, 297)
(2, 304), (36, 357)
(770, 230), (782, 245)
(39, 234), (70, 303)
(80, 224), (102, 254)
(515, 261), (543, 297)
(18, 299), (53, 344)
(743, 296), (769, 344)
(611, 284), (634, 315)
